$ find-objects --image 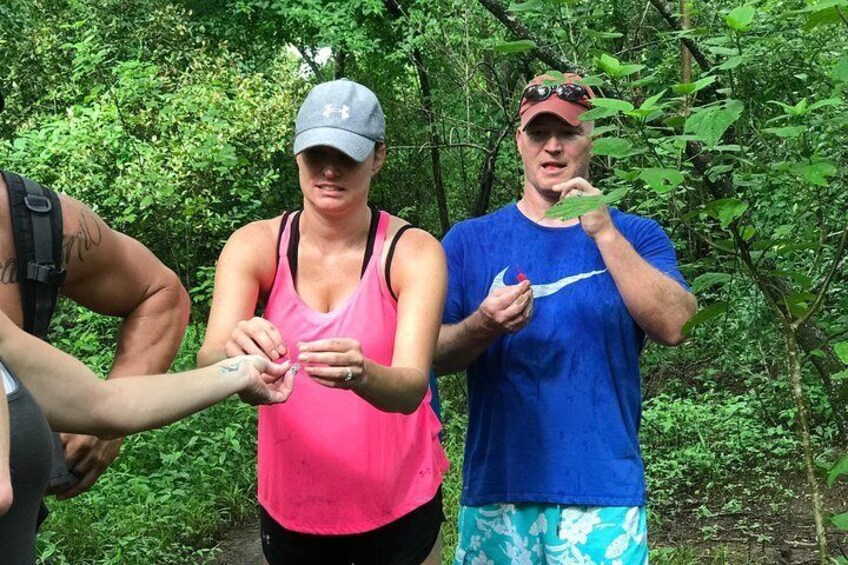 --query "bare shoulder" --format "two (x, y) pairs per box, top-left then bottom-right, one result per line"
(222, 216), (285, 258)
(384, 216), (445, 288)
